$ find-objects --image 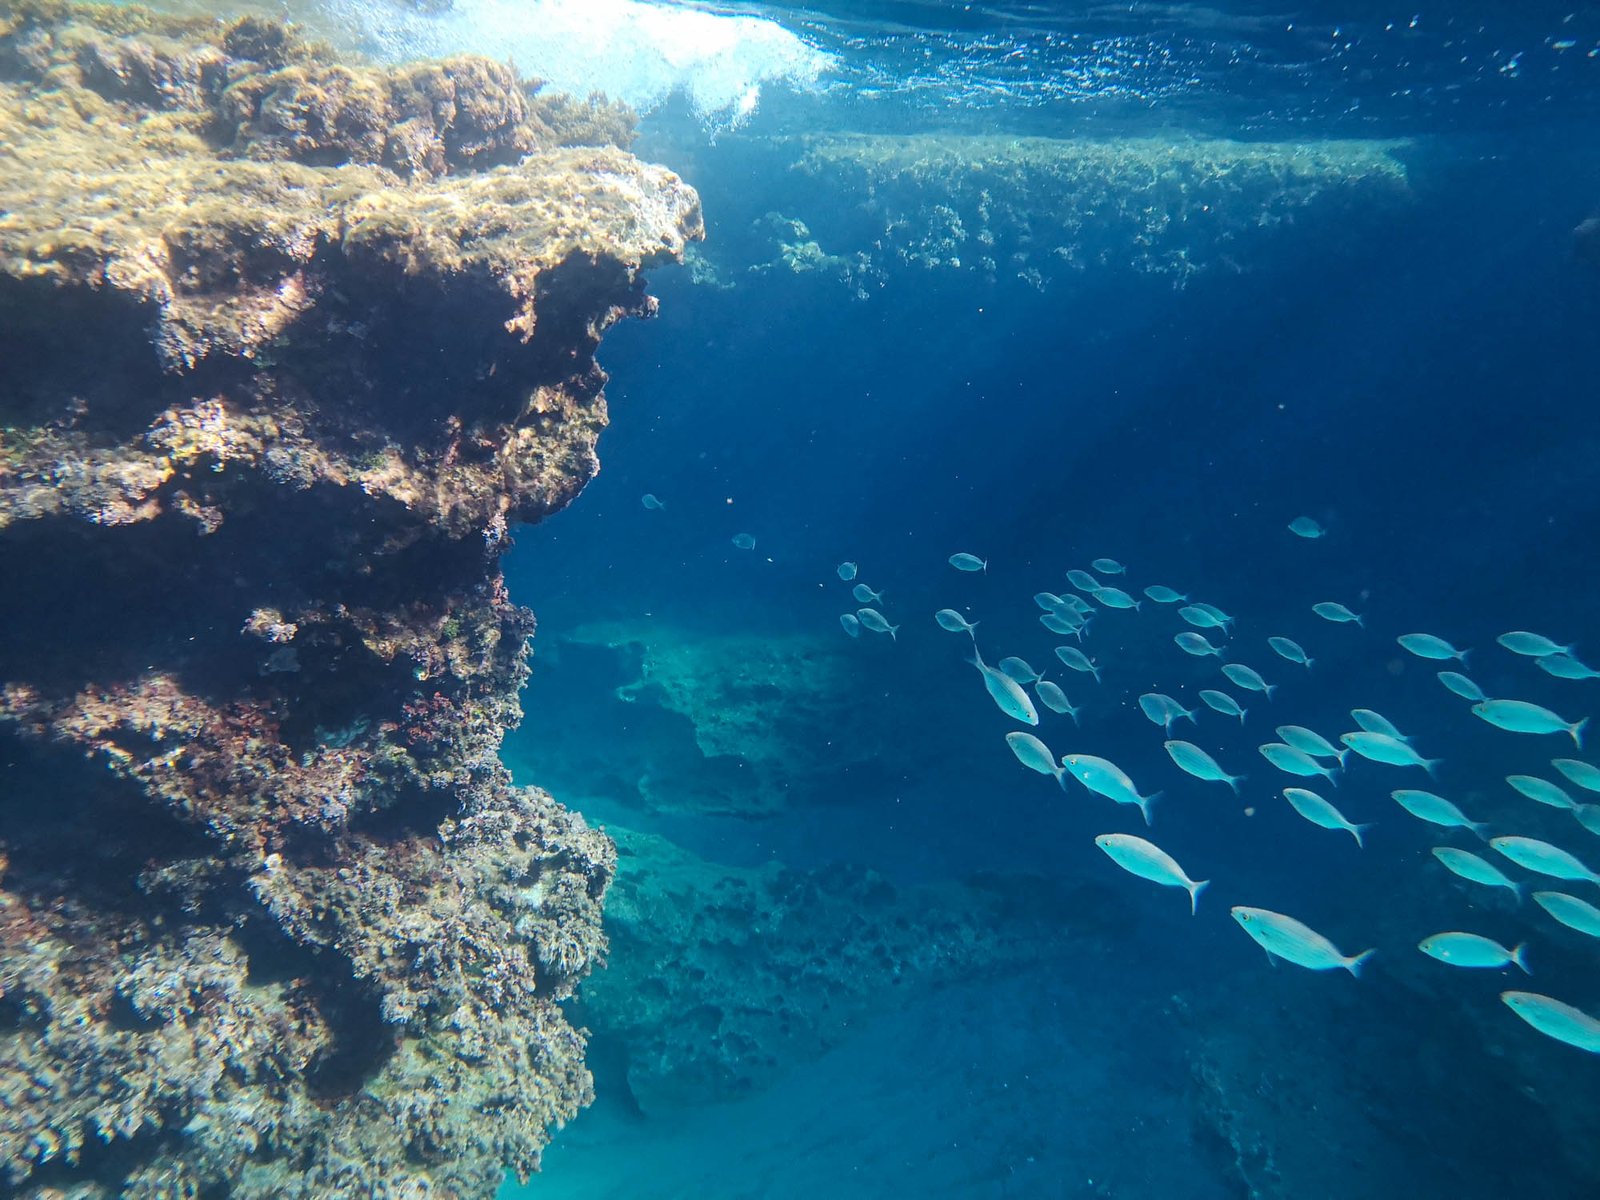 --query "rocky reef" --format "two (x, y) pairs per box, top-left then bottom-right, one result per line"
(0, 3), (700, 1196)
